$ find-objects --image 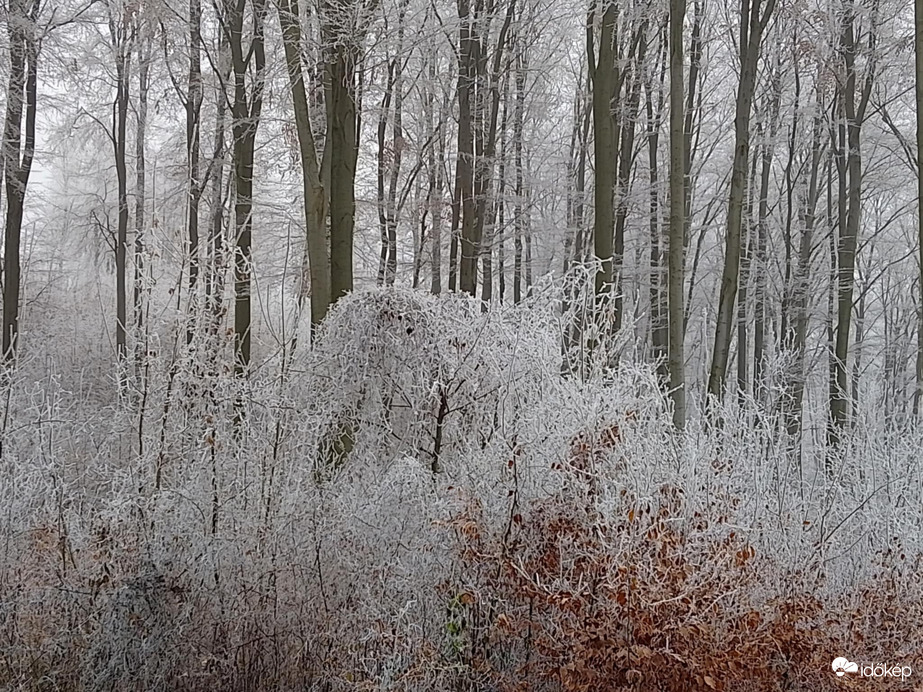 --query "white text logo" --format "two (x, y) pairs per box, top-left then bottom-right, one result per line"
(832, 657), (912, 680)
